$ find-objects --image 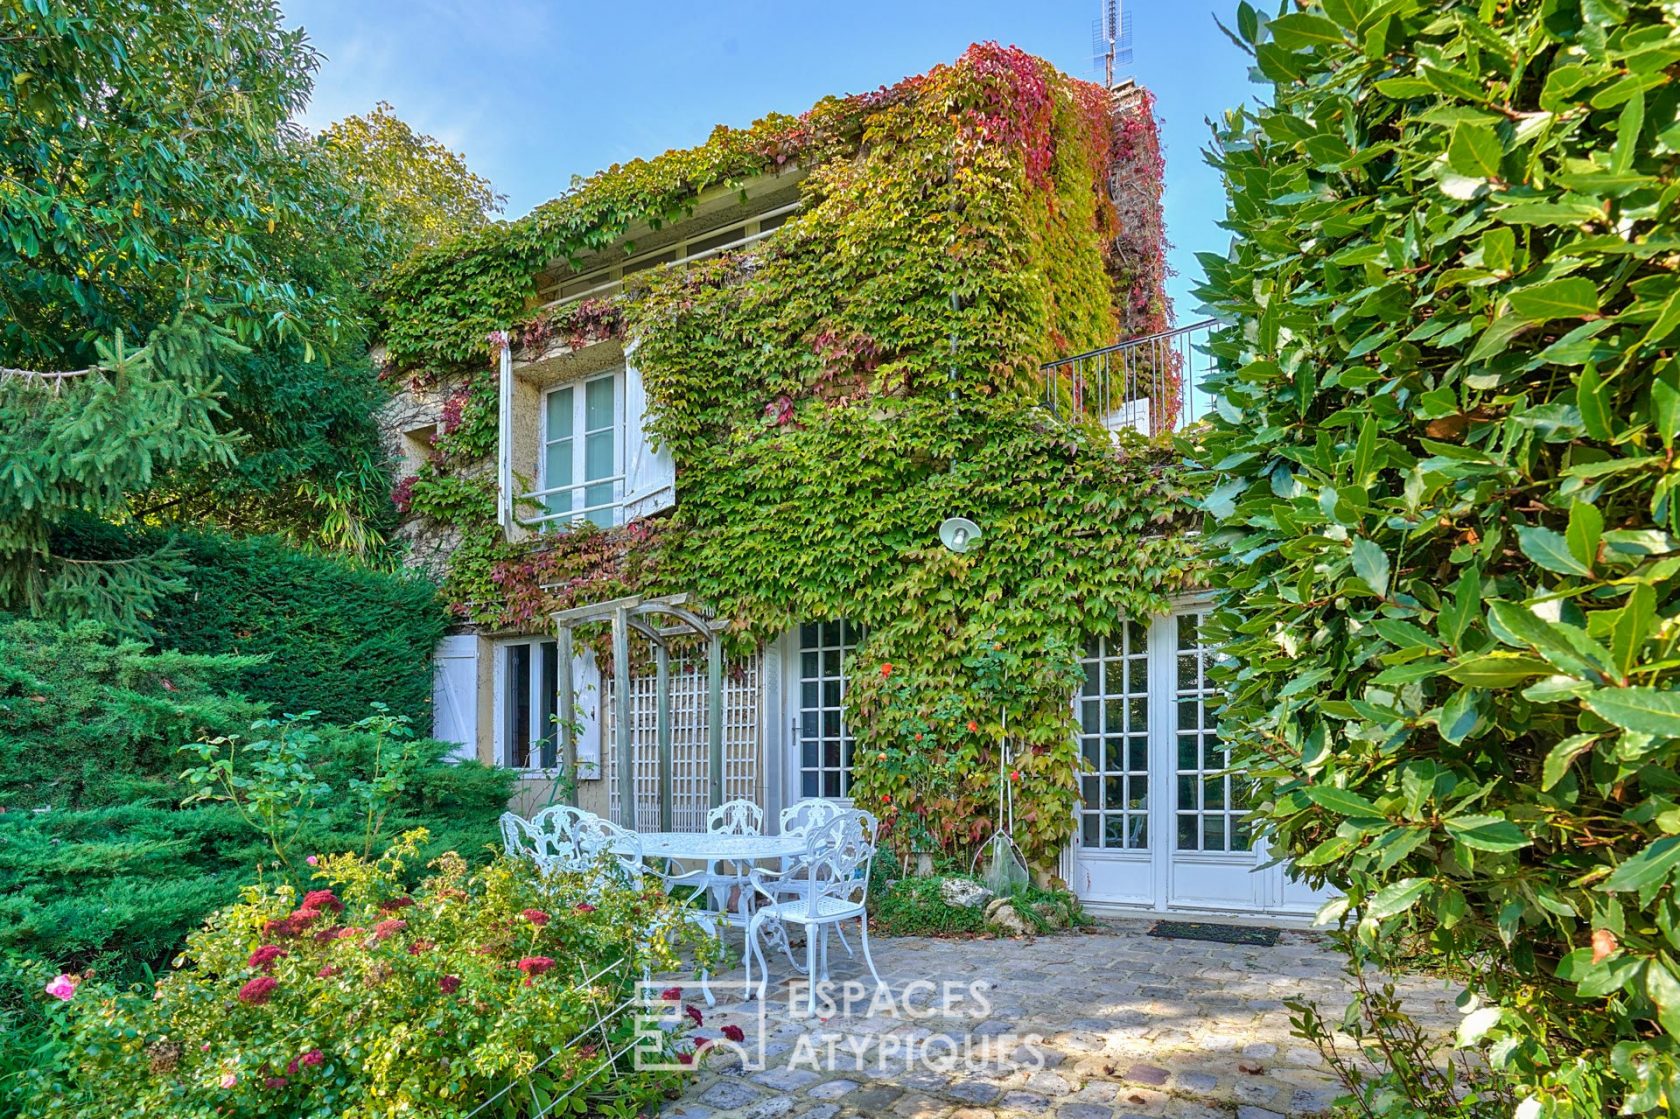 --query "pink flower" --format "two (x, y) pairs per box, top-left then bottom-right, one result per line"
(574, 902), (597, 914)
(521, 908), (550, 926)
(289, 907), (322, 929)
(439, 975), (462, 994)
(685, 1004), (703, 1027)
(237, 976), (278, 1006)
(722, 1024), (746, 1043)
(316, 965), (340, 979)
(305, 855), (319, 867)
(44, 974), (77, 1001)
(301, 890), (344, 914)
(264, 1076), (288, 1090)
(247, 945), (288, 972)
(285, 1058), (299, 1075)
(300, 1049), (324, 1068)
(220, 1073), (237, 1089)
(372, 919), (407, 941)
